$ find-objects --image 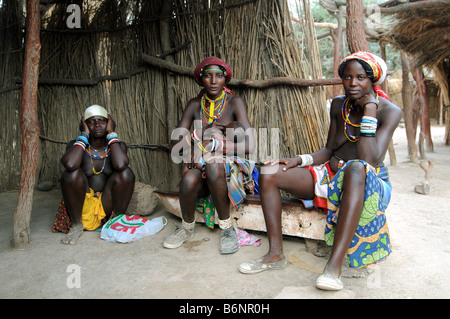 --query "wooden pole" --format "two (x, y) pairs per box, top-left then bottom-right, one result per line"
(13, 0), (41, 247)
